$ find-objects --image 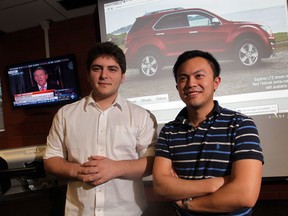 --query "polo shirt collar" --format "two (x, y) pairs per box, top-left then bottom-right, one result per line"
(174, 100), (222, 124)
